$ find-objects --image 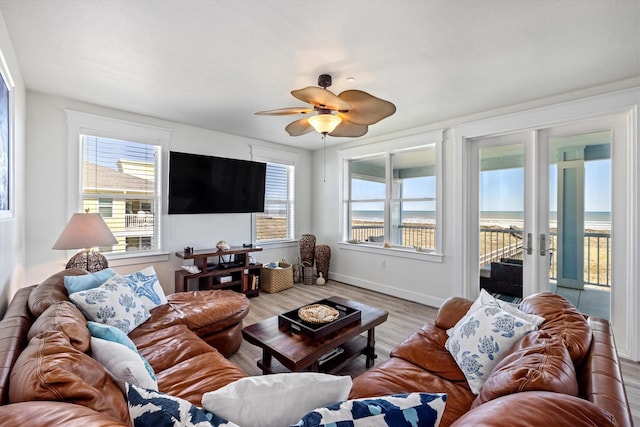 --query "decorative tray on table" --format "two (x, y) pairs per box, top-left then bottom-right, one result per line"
(278, 298), (362, 340)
